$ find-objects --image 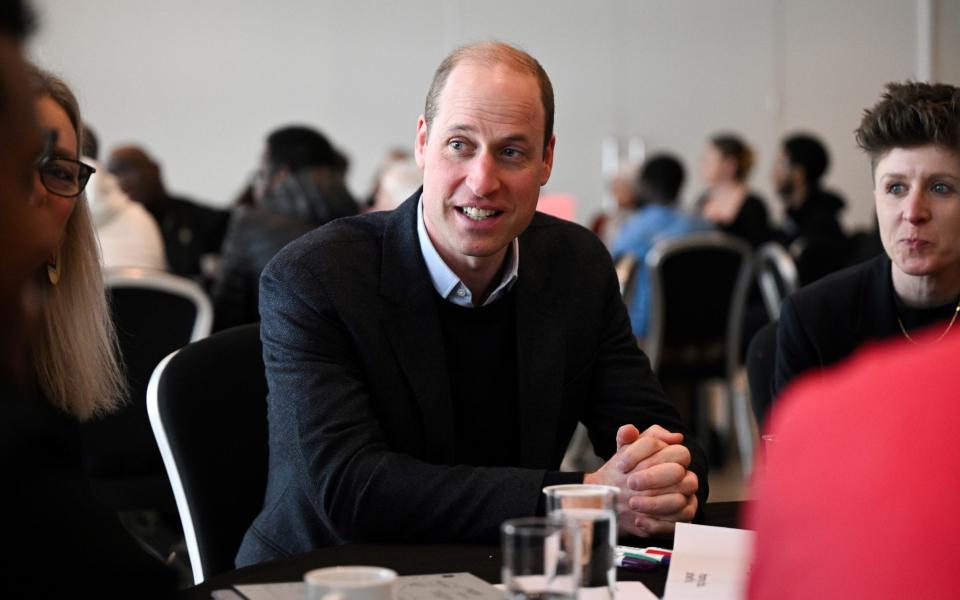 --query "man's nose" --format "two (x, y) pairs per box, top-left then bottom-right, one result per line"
(465, 151), (500, 198)
(902, 188), (932, 224)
